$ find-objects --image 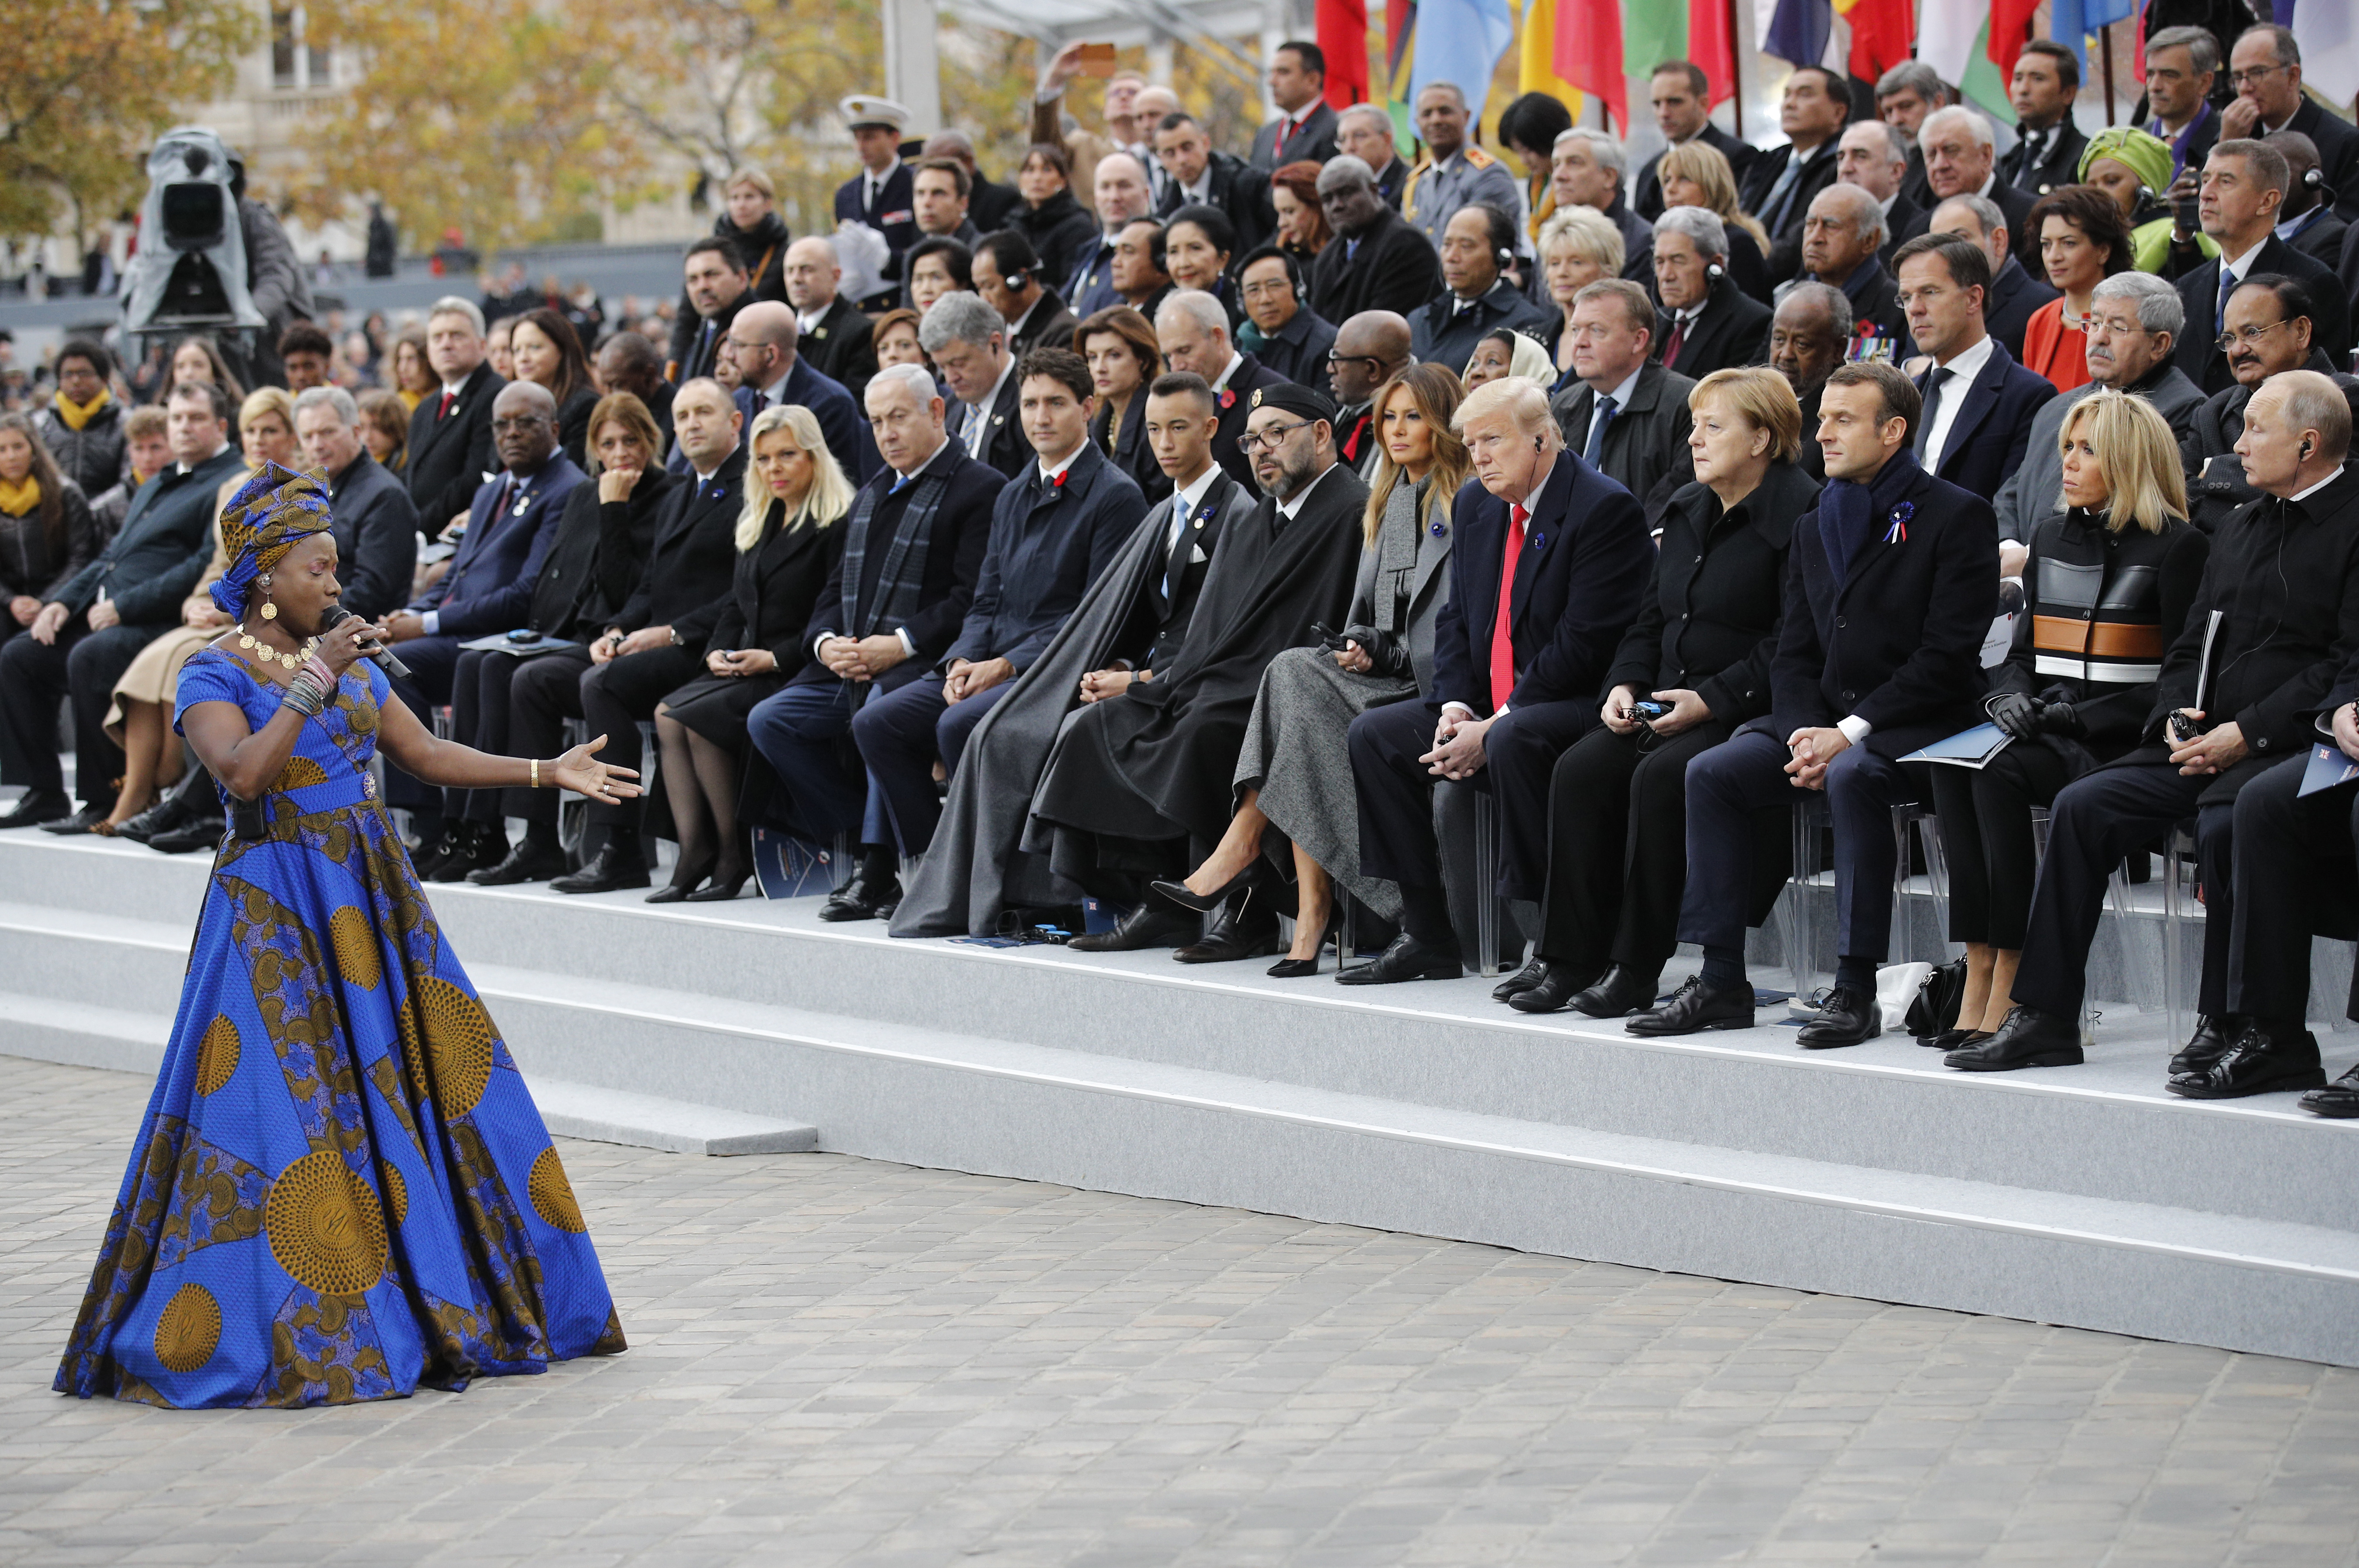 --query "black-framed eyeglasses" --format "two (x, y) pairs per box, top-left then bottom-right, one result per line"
(1325, 352), (1386, 371)
(1236, 420), (1315, 453)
